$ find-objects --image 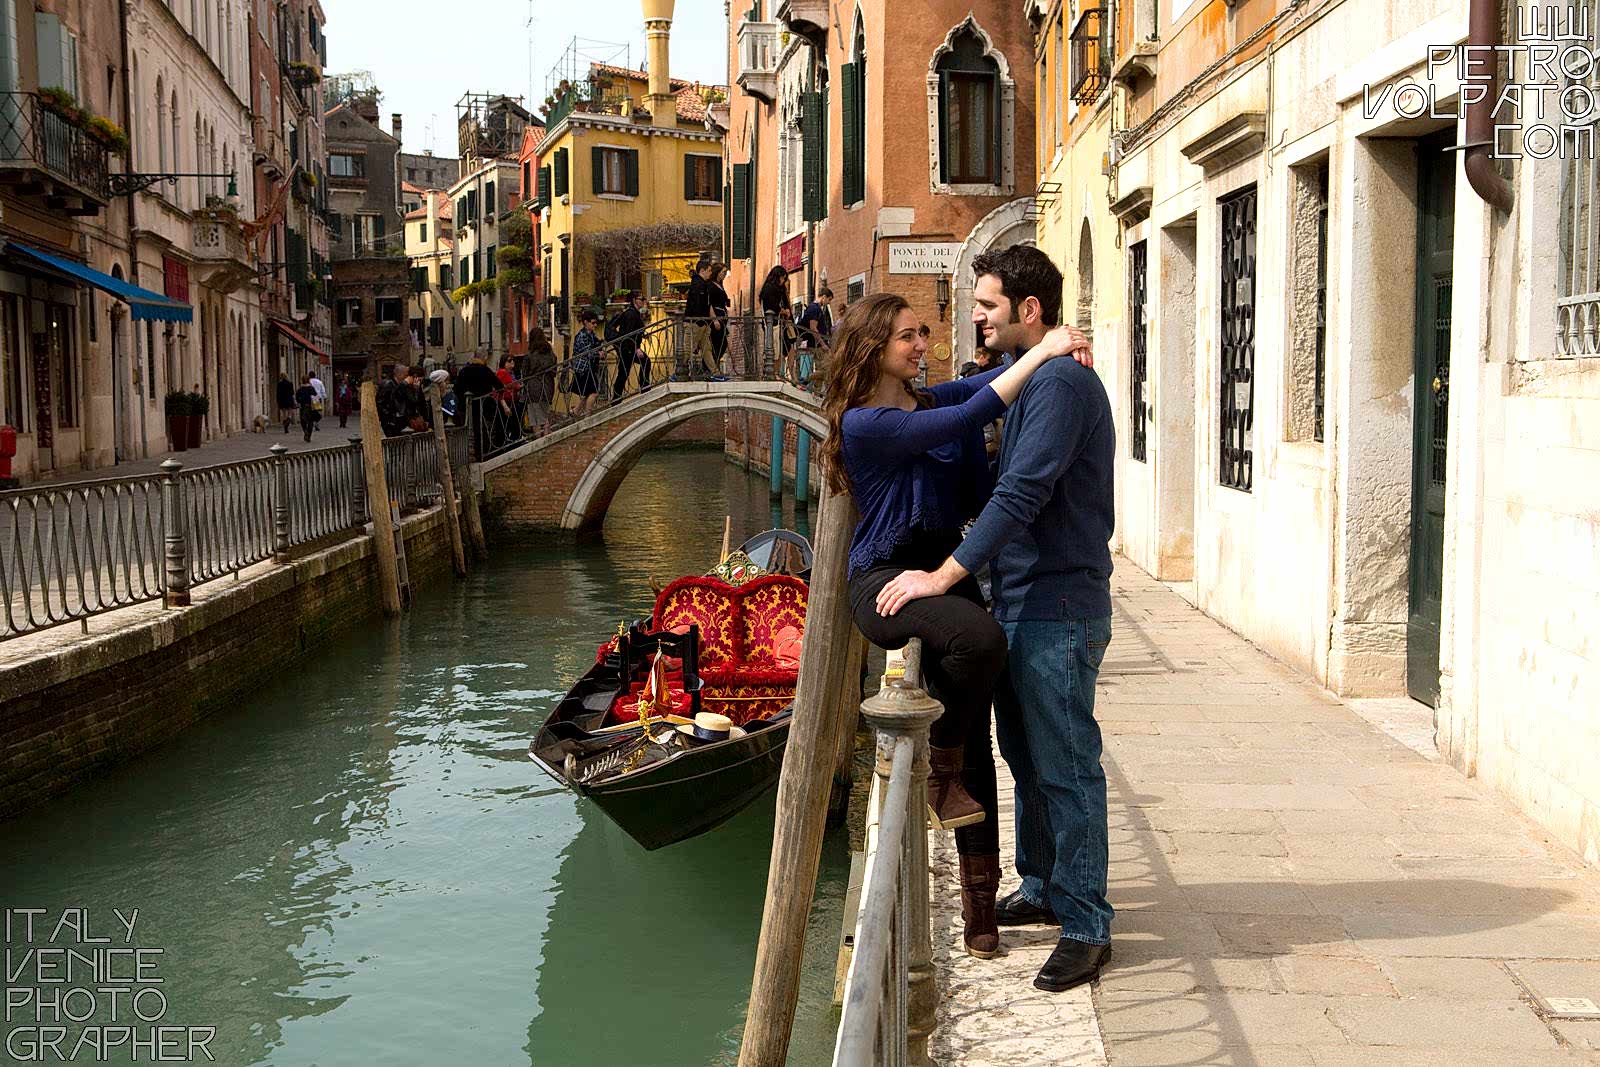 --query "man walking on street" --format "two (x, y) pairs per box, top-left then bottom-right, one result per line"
(874, 244), (1115, 993)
